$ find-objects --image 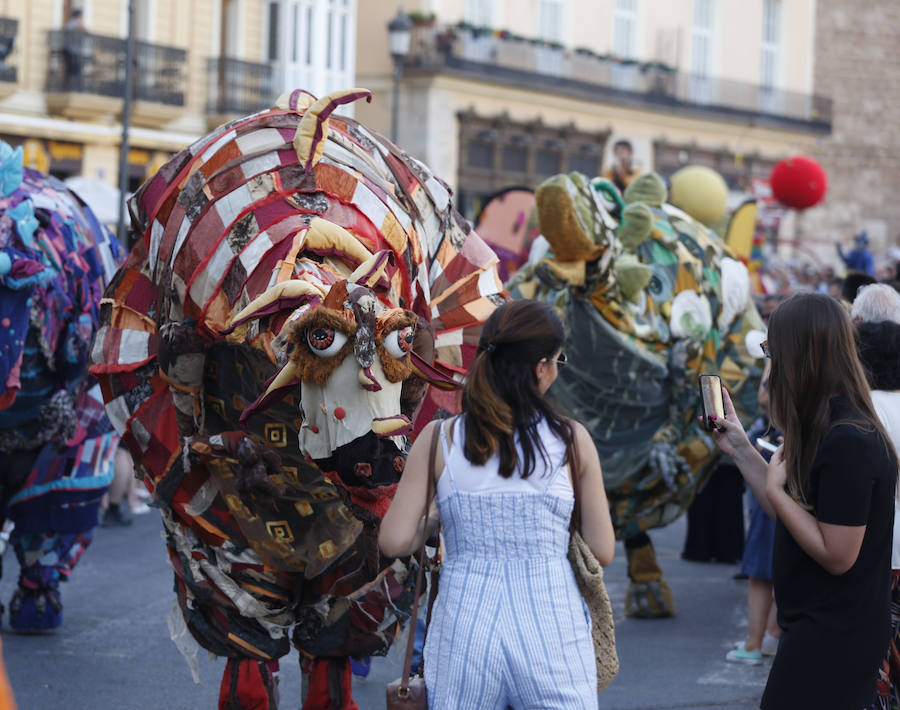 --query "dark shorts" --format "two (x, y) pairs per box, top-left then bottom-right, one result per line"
(741, 493), (775, 580)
